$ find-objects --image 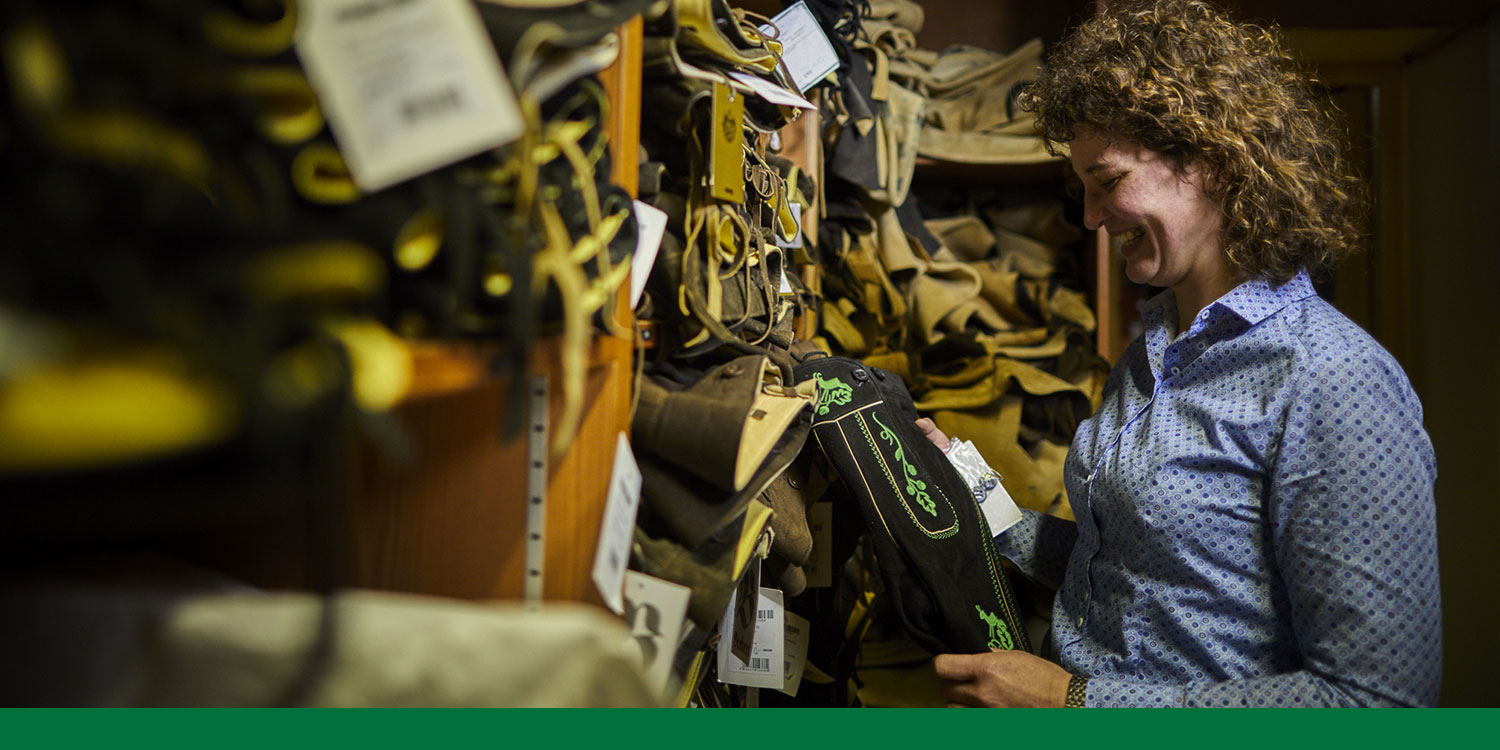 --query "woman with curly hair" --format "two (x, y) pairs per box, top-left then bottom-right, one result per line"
(923, 0), (1440, 706)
